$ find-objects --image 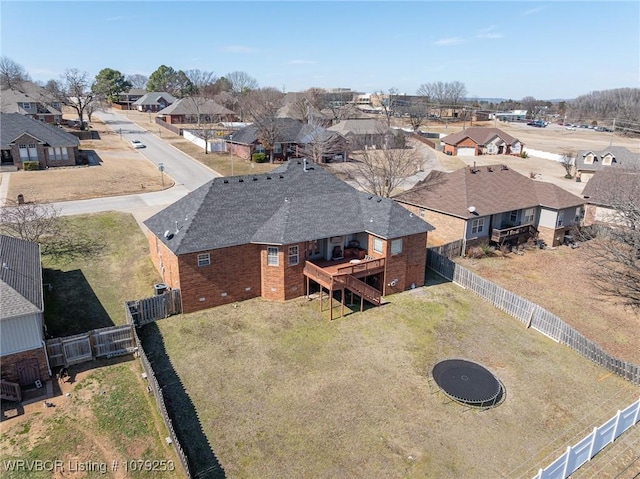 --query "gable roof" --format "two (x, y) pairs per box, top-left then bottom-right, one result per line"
(158, 97), (234, 116)
(582, 167), (640, 207)
(0, 113), (80, 149)
(0, 87), (62, 116)
(228, 118), (330, 145)
(441, 127), (519, 147)
(394, 164), (584, 219)
(574, 146), (640, 172)
(327, 118), (388, 135)
(144, 160), (433, 255)
(132, 92), (177, 106)
(0, 235), (44, 318)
